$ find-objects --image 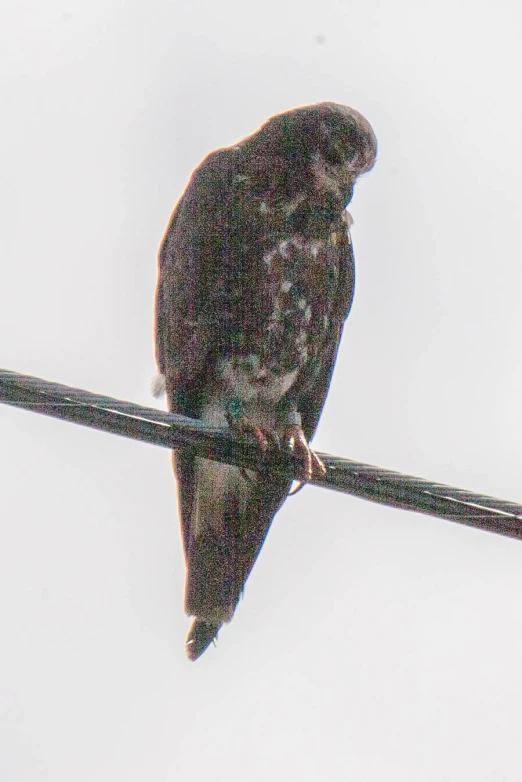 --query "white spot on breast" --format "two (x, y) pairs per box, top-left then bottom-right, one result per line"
(309, 240), (324, 258)
(252, 368), (299, 402)
(295, 331), (309, 363)
(218, 354), (260, 383)
(284, 194), (306, 216)
(264, 237), (304, 270)
(216, 354), (298, 404)
(278, 240), (289, 258)
(200, 400), (229, 427)
(263, 247), (278, 269)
